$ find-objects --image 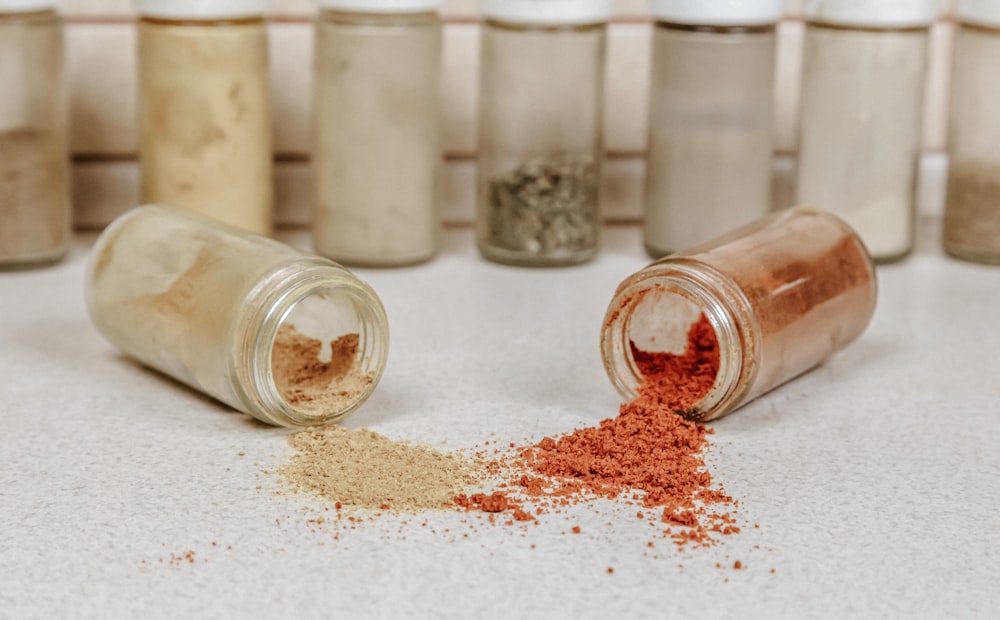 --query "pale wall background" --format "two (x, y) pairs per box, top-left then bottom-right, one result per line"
(59, 0), (960, 227)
